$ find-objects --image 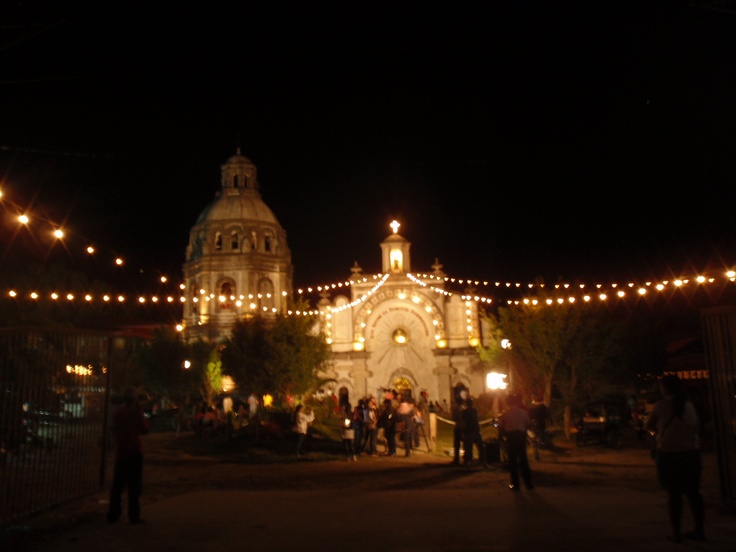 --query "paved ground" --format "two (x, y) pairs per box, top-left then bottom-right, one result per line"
(5, 432), (735, 552)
